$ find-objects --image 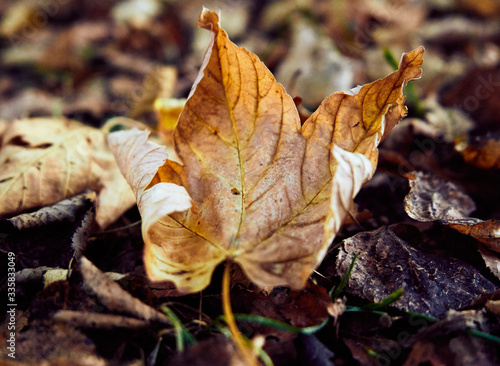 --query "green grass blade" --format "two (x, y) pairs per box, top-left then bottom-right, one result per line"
(383, 48), (399, 71)
(344, 306), (389, 317)
(160, 305), (196, 352)
(330, 252), (359, 299)
(362, 288), (403, 310)
(466, 329), (500, 345)
(215, 314), (328, 335)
